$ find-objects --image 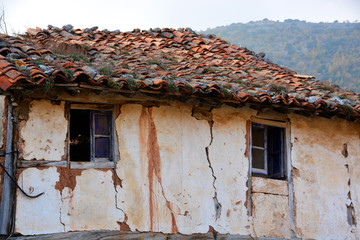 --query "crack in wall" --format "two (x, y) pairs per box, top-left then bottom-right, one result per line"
(344, 164), (357, 227)
(59, 191), (66, 232)
(205, 120), (222, 220)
